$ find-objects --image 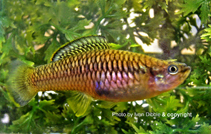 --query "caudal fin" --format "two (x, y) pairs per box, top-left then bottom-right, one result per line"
(7, 60), (37, 107)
